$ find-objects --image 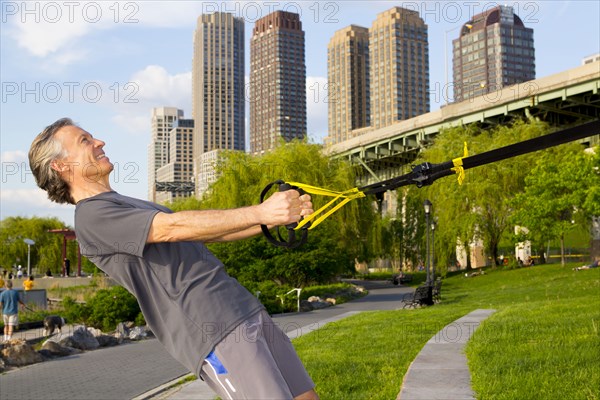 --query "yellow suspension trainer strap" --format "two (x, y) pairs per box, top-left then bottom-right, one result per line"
(259, 180), (366, 248)
(285, 182), (365, 230)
